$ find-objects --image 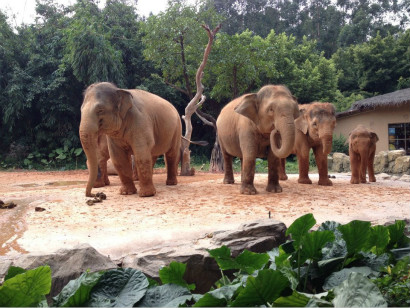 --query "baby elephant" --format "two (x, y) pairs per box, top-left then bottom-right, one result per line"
(348, 125), (379, 184)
